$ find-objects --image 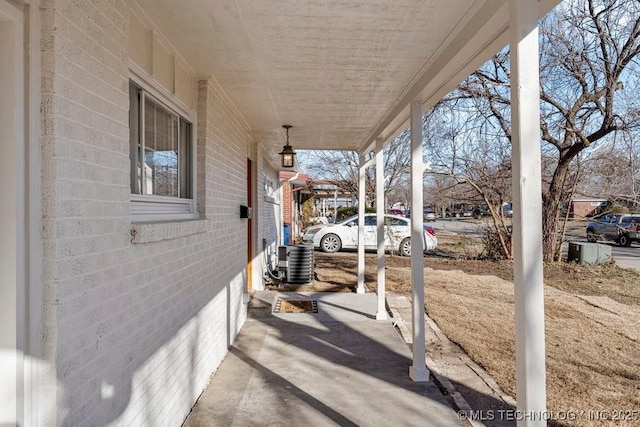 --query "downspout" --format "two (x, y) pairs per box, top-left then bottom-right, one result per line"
(291, 180), (312, 239)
